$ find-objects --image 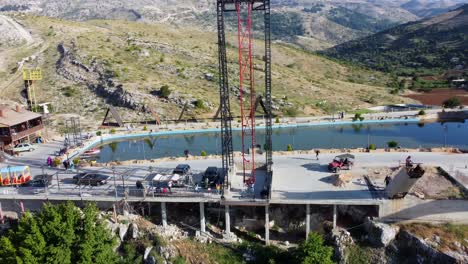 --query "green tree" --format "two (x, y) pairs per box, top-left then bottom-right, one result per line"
(295, 232), (334, 264)
(0, 237), (17, 264)
(443, 97), (461, 108)
(0, 202), (118, 264)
